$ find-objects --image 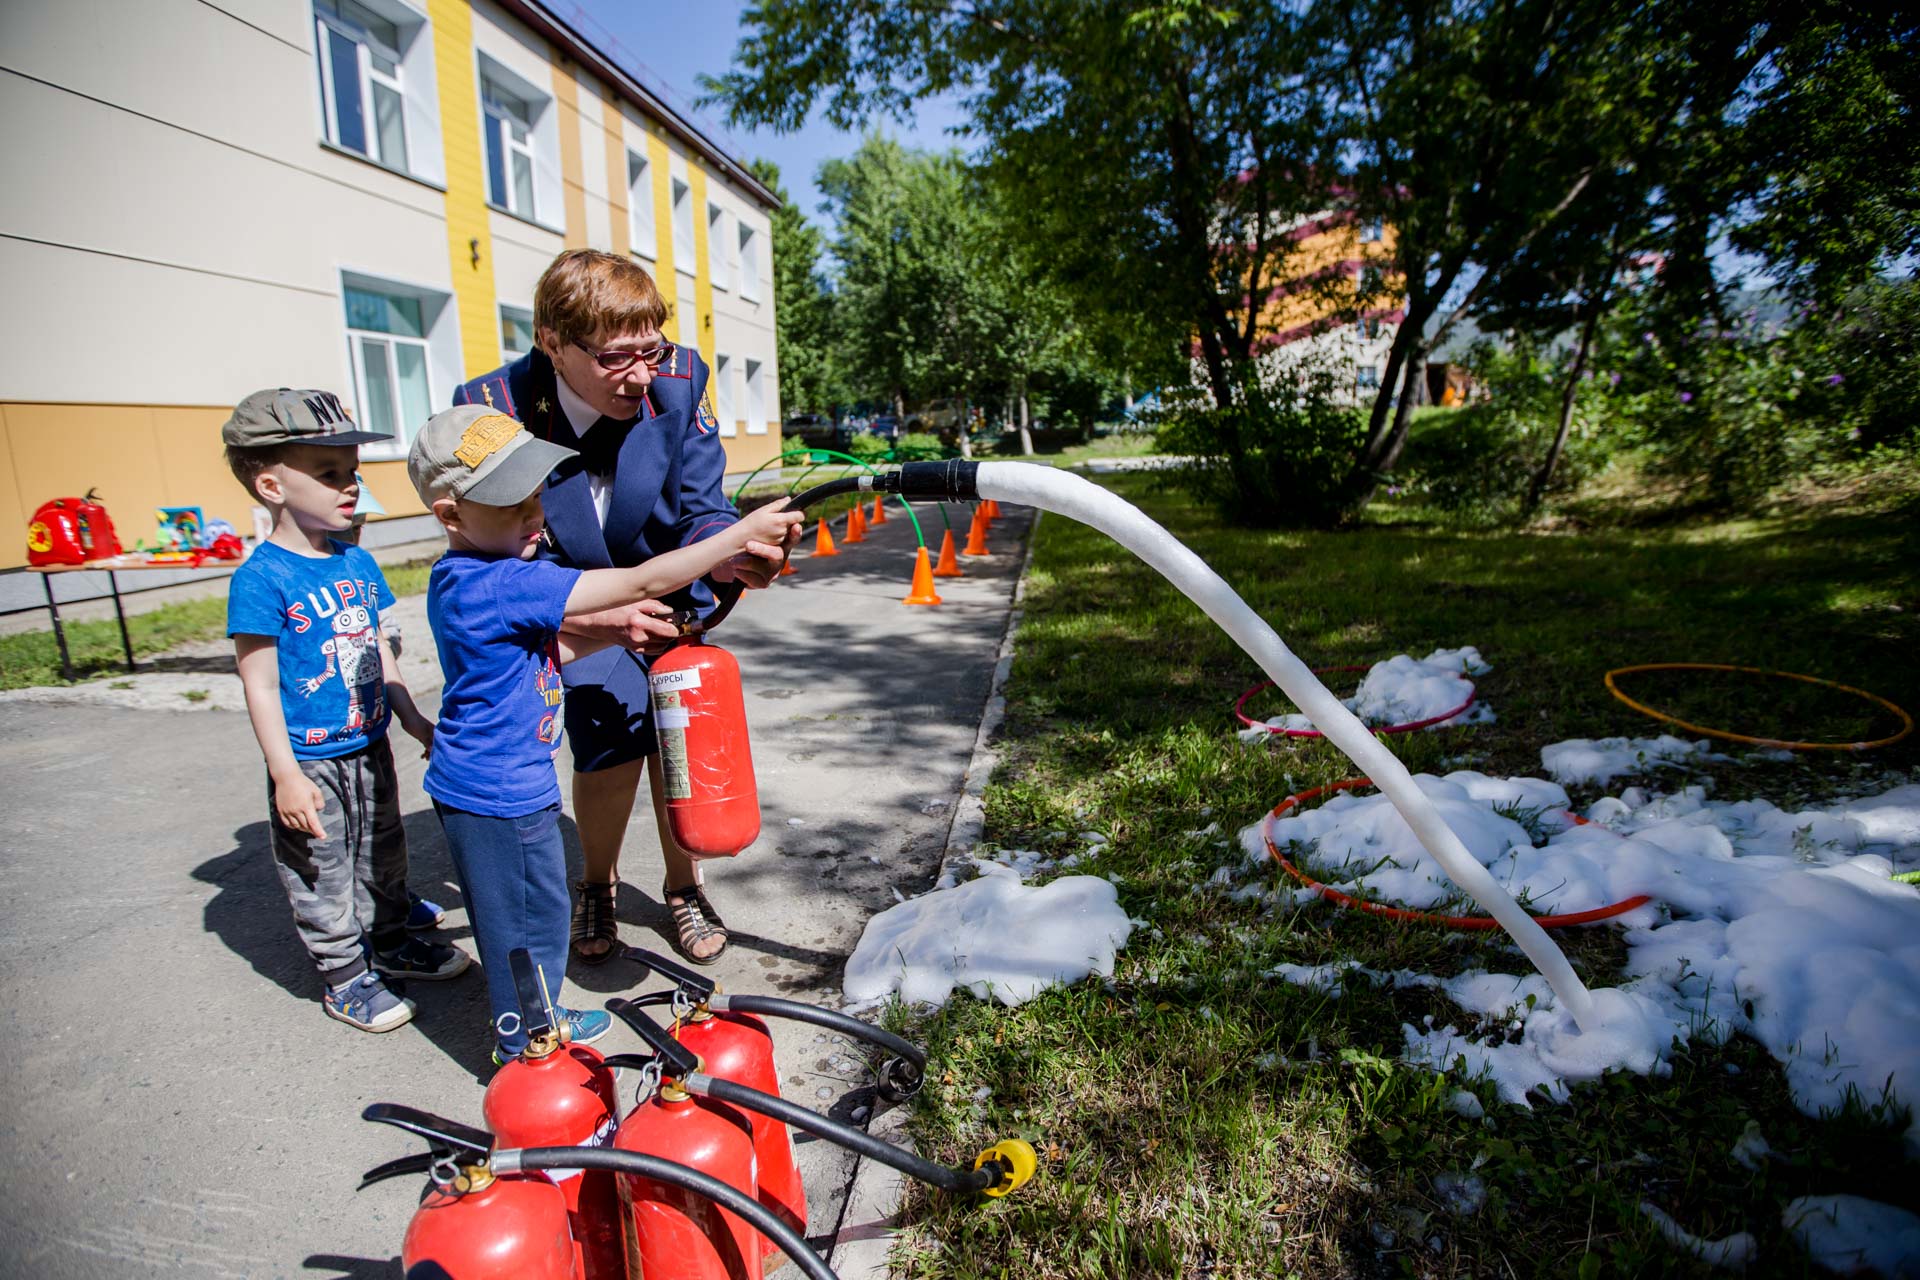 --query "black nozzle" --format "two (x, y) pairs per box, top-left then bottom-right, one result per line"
(508, 948), (556, 1044)
(606, 999), (700, 1078)
(873, 461), (980, 500)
